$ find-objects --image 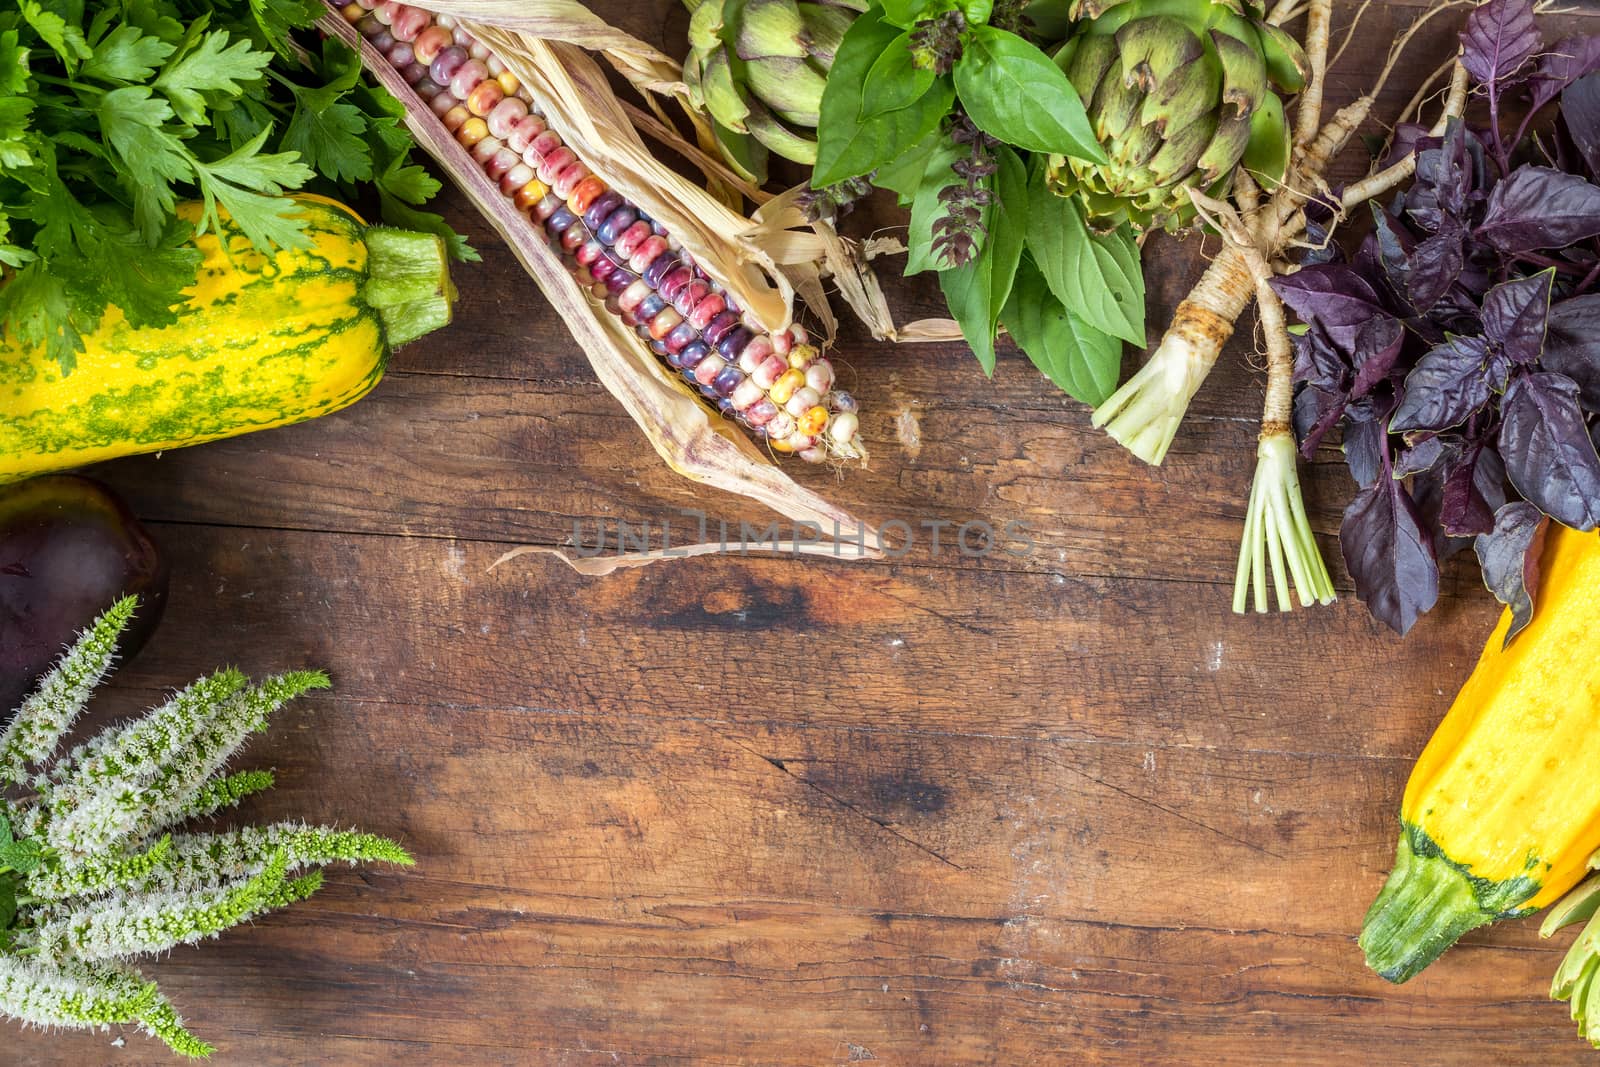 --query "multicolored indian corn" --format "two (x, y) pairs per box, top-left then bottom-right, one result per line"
(338, 1), (864, 462)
